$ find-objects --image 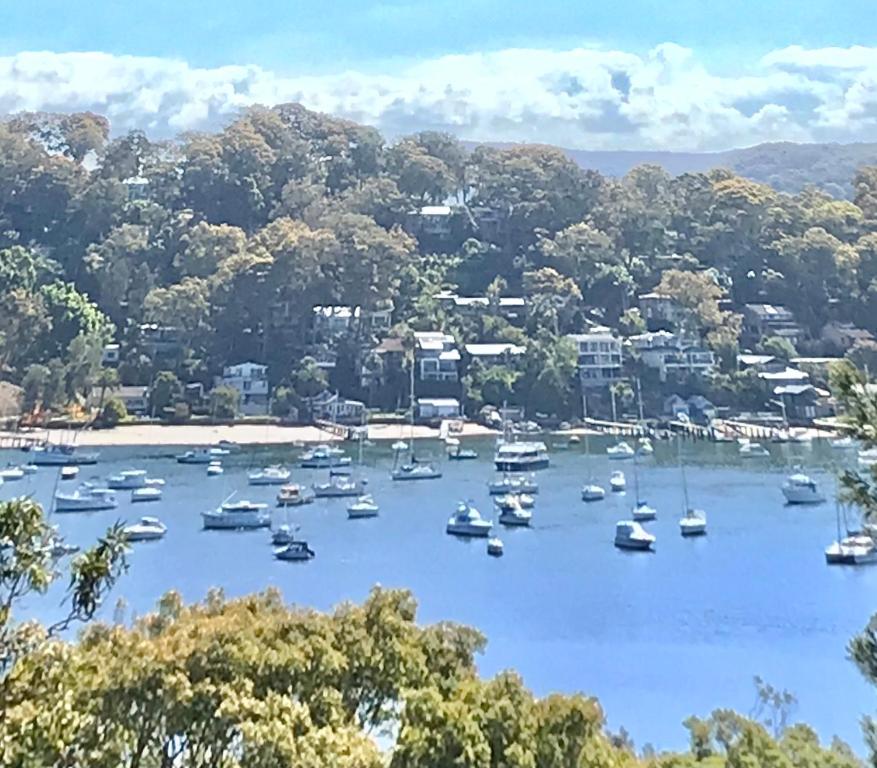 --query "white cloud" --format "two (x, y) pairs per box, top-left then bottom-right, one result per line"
(1, 45), (876, 151)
